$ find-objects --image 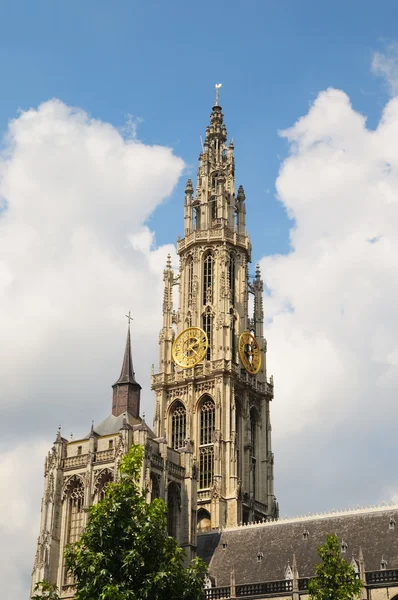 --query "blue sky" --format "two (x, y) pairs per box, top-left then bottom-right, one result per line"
(0, 0), (395, 262)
